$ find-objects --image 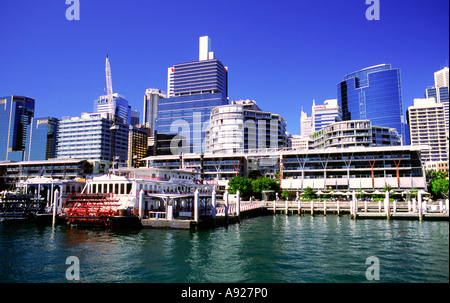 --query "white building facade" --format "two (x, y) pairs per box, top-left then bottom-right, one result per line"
(206, 100), (288, 154)
(407, 97), (448, 165)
